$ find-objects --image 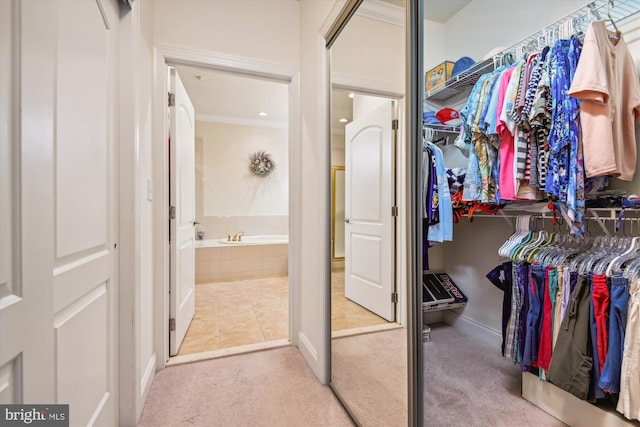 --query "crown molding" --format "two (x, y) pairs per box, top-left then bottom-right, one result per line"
(195, 113), (288, 130)
(355, 0), (404, 27)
